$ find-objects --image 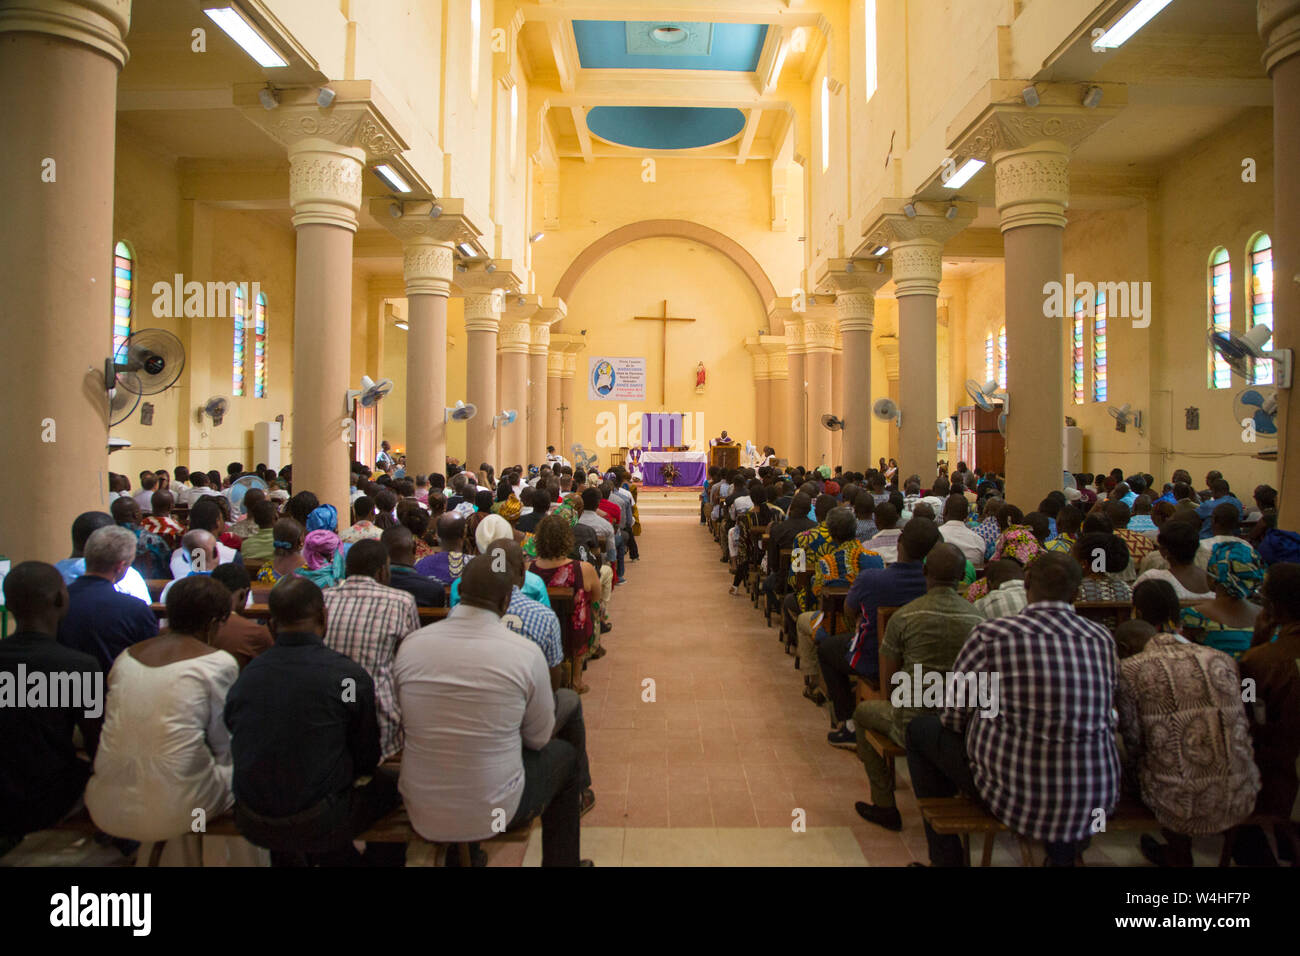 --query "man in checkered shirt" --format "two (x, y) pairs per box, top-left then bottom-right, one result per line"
(906, 552), (1119, 866)
(323, 539), (421, 761)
